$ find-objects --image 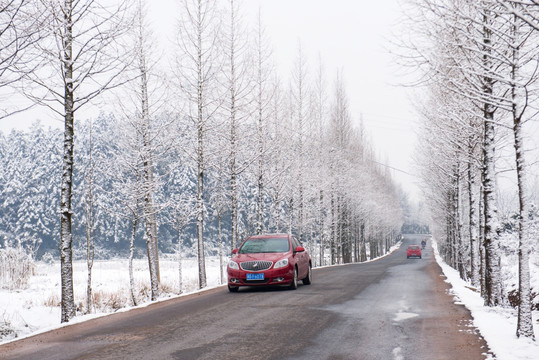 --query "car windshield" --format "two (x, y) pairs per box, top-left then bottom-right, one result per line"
(409, 246), (420, 250)
(239, 237), (290, 254)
